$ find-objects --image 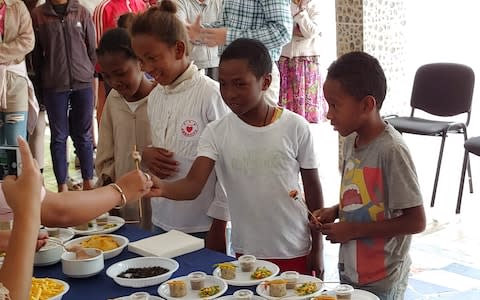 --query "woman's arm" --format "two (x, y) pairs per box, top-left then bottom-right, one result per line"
(40, 169), (152, 227)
